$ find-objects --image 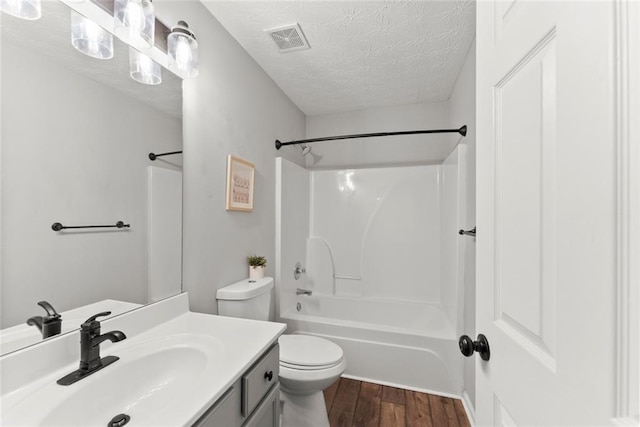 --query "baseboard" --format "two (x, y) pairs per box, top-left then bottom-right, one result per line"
(461, 391), (476, 426)
(340, 373), (462, 400)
